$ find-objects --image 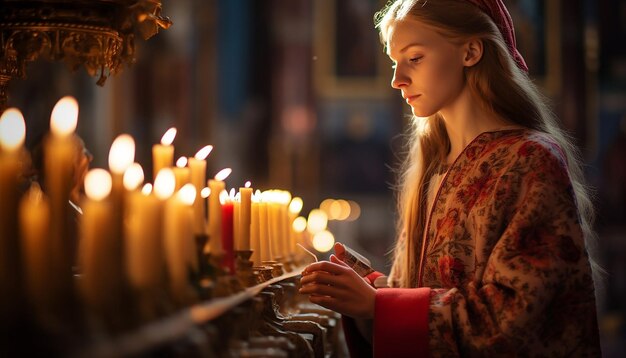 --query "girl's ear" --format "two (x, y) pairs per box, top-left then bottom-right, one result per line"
(462, 38), (483, 67)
